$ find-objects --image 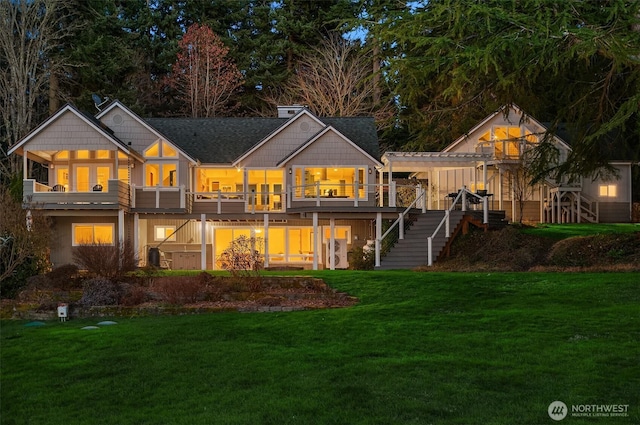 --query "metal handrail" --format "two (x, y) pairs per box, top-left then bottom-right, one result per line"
(375, 186), (426, 267)
(427, 186), (489, 266)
